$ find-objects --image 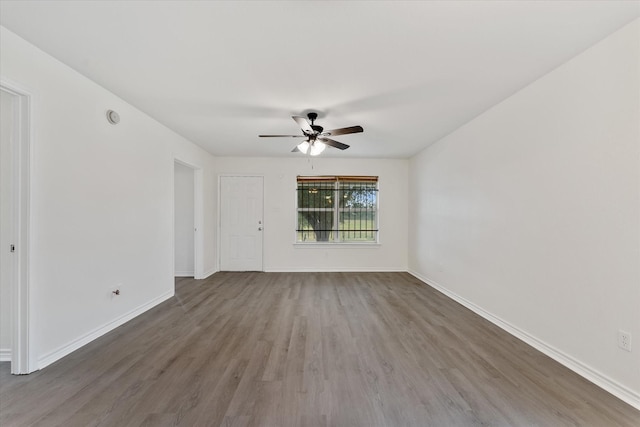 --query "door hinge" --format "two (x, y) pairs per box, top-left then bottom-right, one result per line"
(10, 244), (15, 253)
